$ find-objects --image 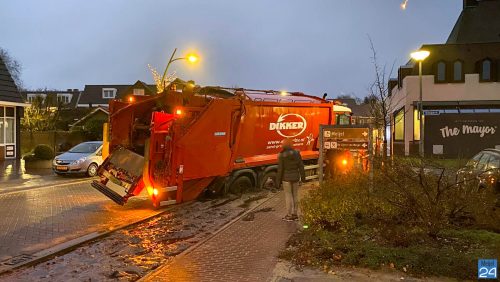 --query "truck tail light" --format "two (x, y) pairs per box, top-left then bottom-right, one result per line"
(175, 108), (183, 116)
